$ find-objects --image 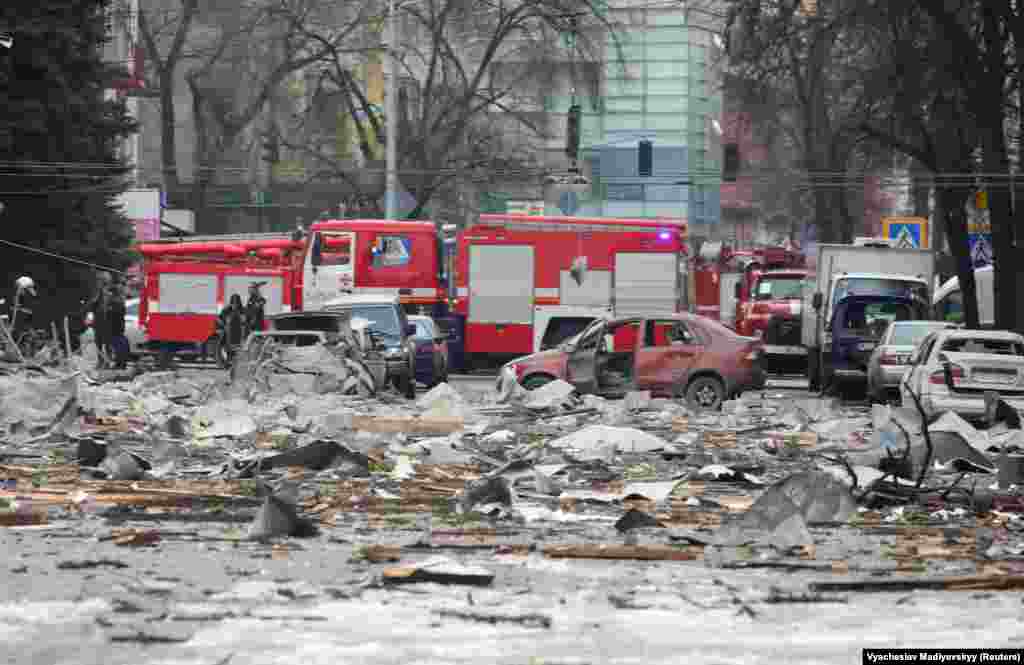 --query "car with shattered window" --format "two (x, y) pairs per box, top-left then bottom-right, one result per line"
(323, 294), (418, 398)
(500, 313), (765, 411)
(408, 314), (450, 387)
(241, 310), (386, 393)
(900, 328), (1024, 421)
(866, 320), (959, 403)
